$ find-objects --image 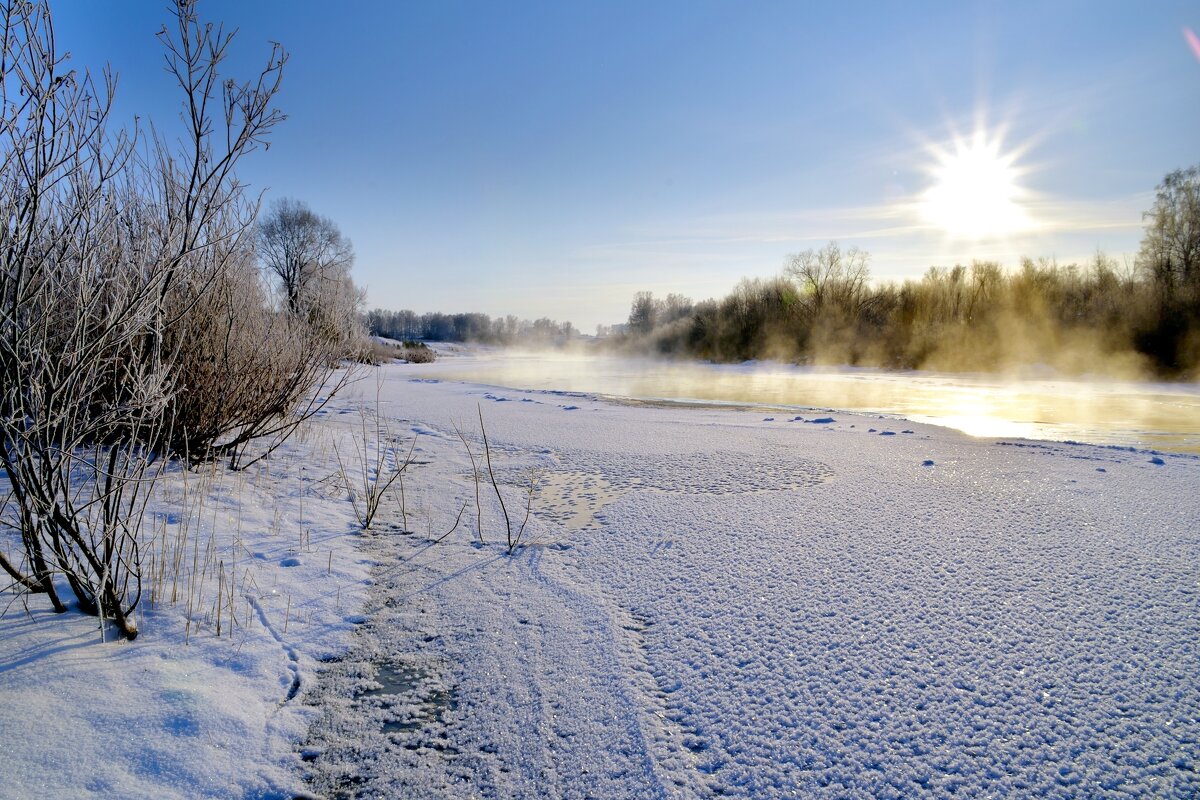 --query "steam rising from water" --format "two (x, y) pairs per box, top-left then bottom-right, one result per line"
(420, 348), (1200, 454)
